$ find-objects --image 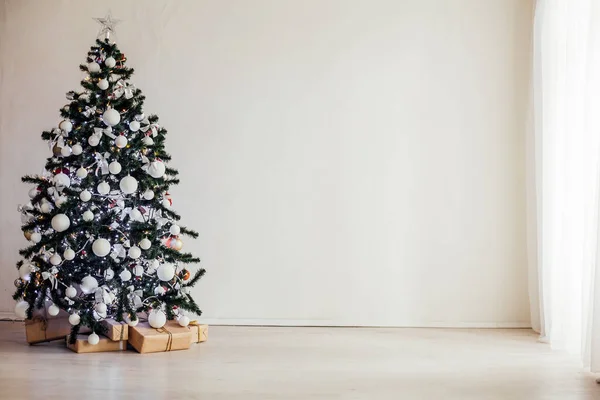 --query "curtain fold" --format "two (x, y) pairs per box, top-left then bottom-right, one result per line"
(530, 0), (600, 372)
